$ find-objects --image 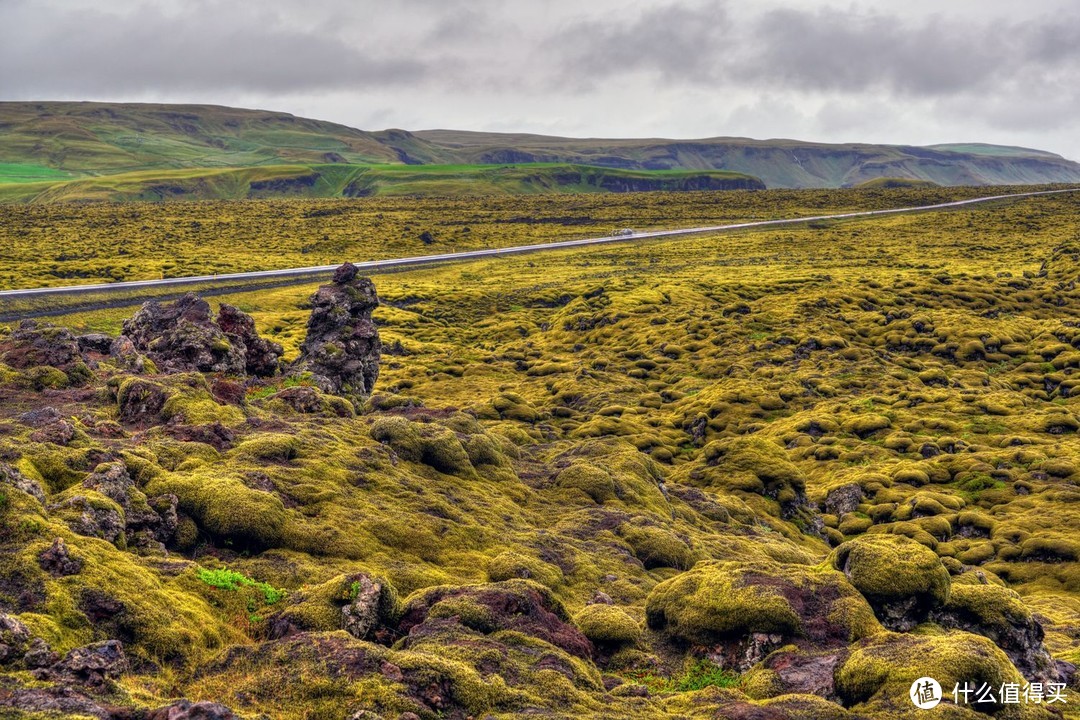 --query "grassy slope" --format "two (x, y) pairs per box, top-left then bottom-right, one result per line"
(0, 162), (763, 203)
